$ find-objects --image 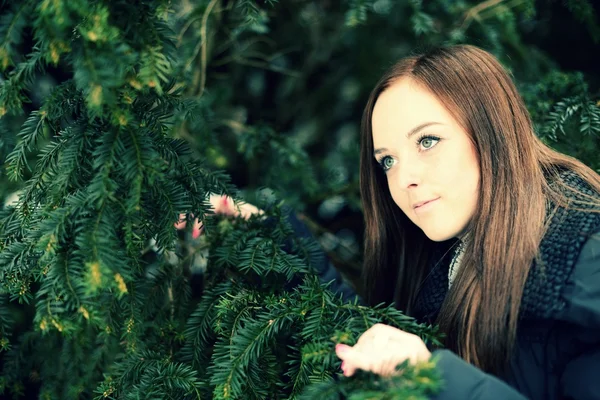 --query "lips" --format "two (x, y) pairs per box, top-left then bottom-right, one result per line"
(413, 197), (440, 209)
